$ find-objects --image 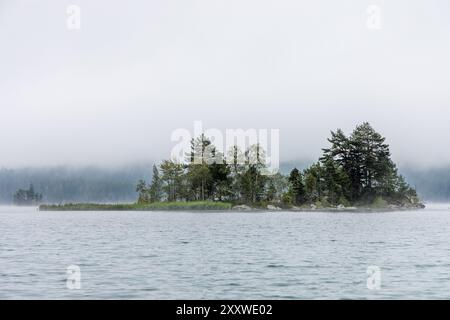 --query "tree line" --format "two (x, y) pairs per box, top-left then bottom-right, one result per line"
(136, 122), (421, 208)
(1, 166), (149, 204)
